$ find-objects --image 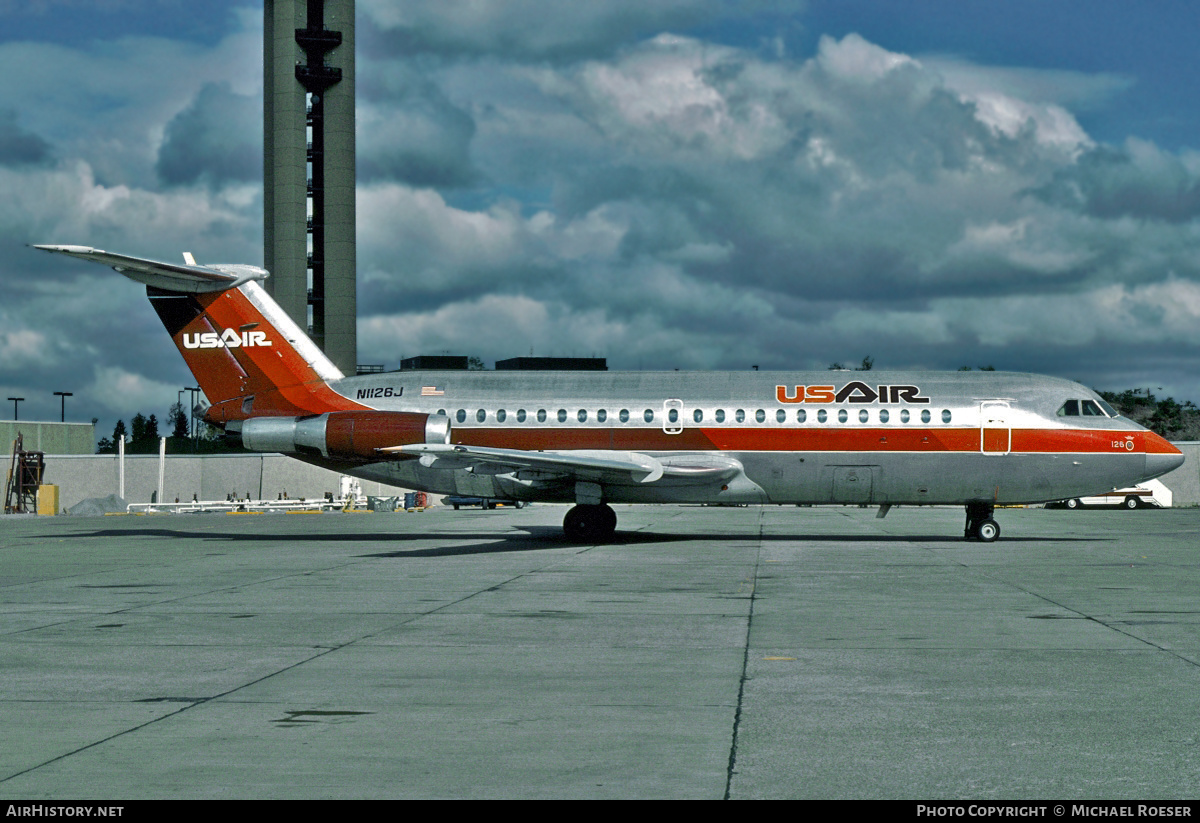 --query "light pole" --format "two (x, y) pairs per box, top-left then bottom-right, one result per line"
(53, 391), (72, 423)
(186, 386), (201, 439)
(7, 397), (23, 420)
